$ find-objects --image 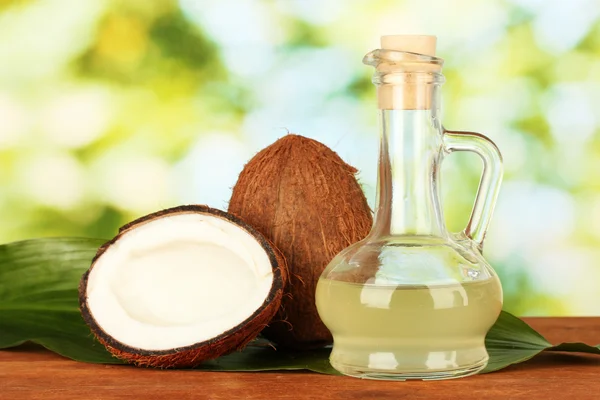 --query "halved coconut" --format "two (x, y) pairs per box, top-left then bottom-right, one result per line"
(79, 205), (286, 368)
